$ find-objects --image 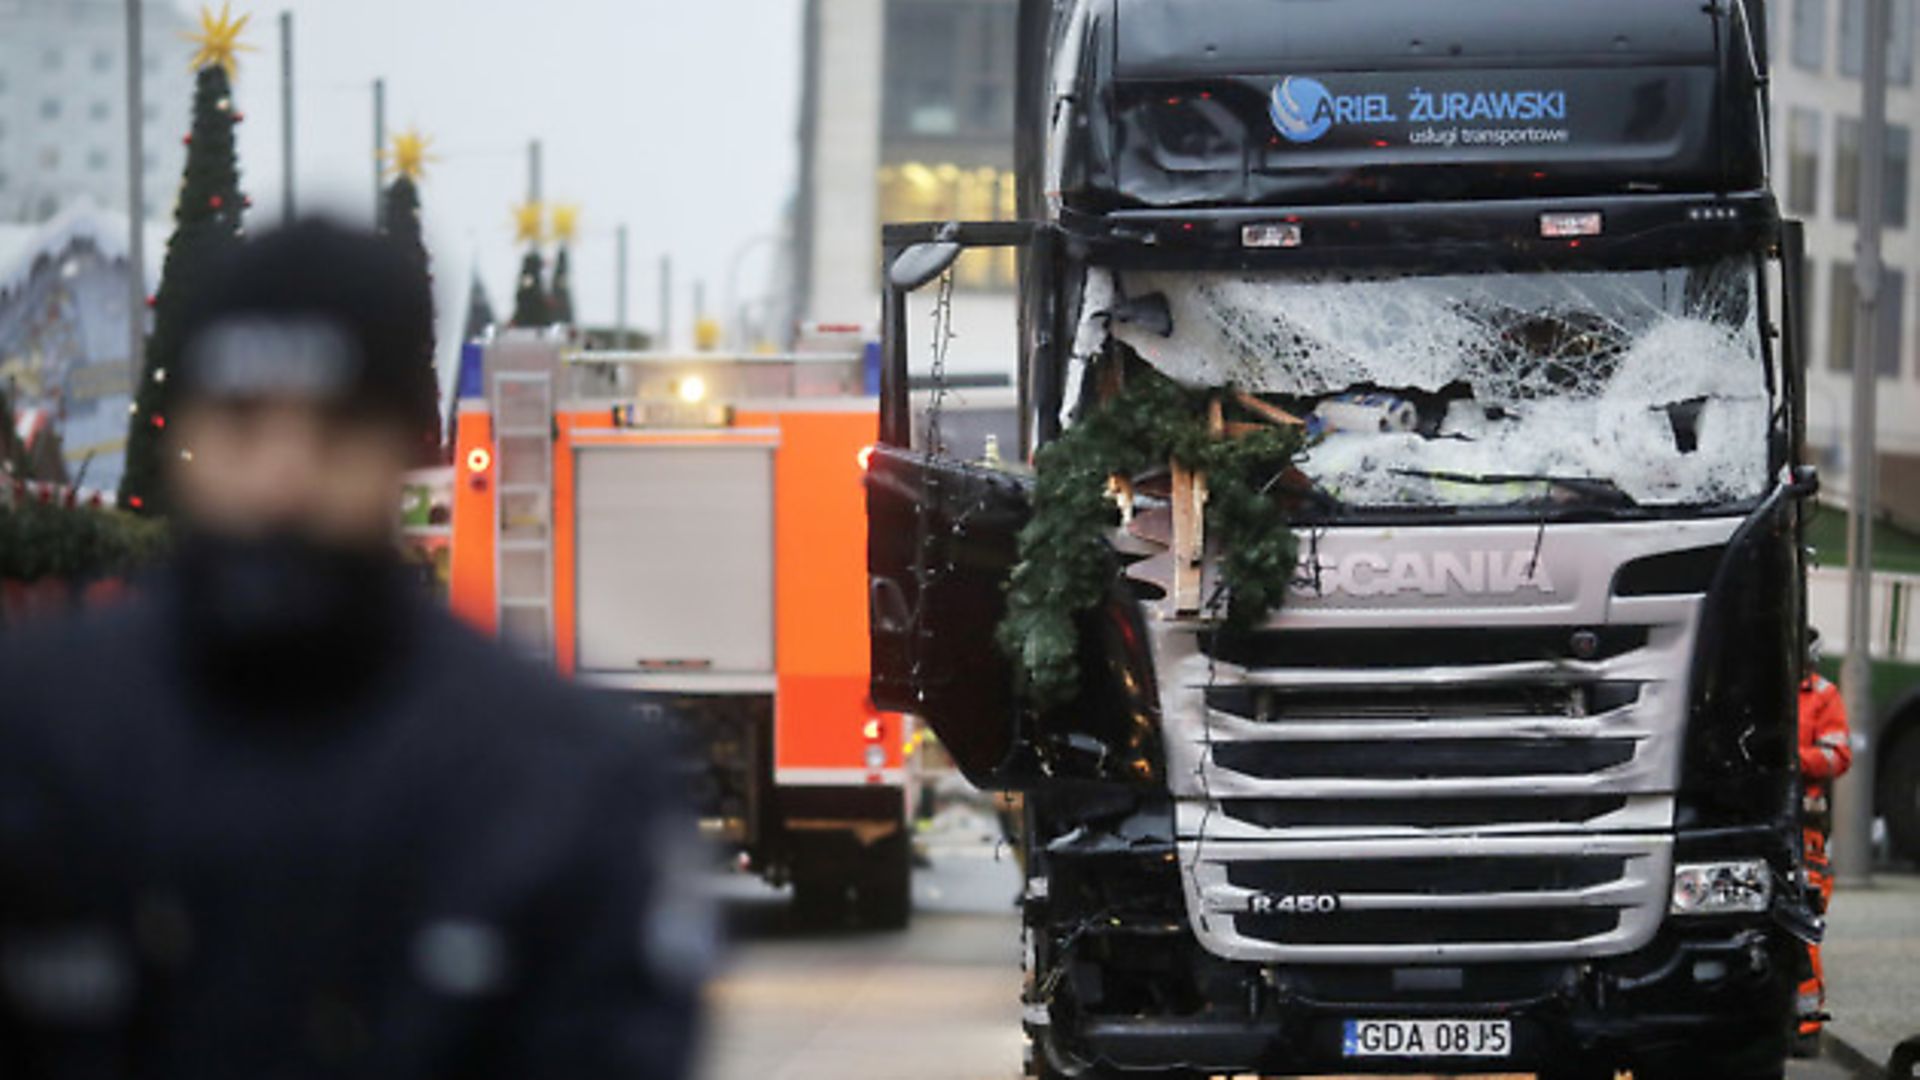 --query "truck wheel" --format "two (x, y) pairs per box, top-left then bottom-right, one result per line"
(1882, 723), (1920, 864)
(790, 871), (849, 927)
(854, 832), (912, 930)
